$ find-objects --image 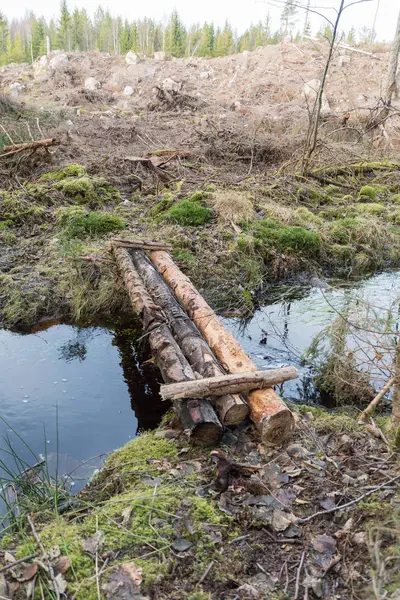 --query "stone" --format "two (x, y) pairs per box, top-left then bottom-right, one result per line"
(49, 53), (68, 72)
(84, 77), (100, 91)
(303, 78), (331, 117)
(9, 82), (23, 98)
(162, 77), (182, 93)
(339, 55), (351, 66)
(200, 71), (210, 79)
(125, 51), (140, 65)
(123, 86), (134, 96)
(33, 55), (49, 81)
(154, 51), (166, 61)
